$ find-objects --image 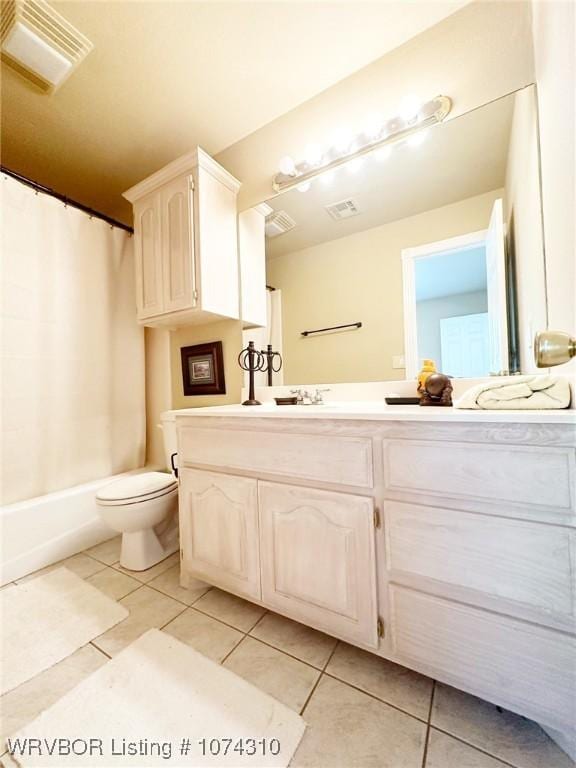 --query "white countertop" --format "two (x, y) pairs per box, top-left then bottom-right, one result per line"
(168, 401), (576, 424)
